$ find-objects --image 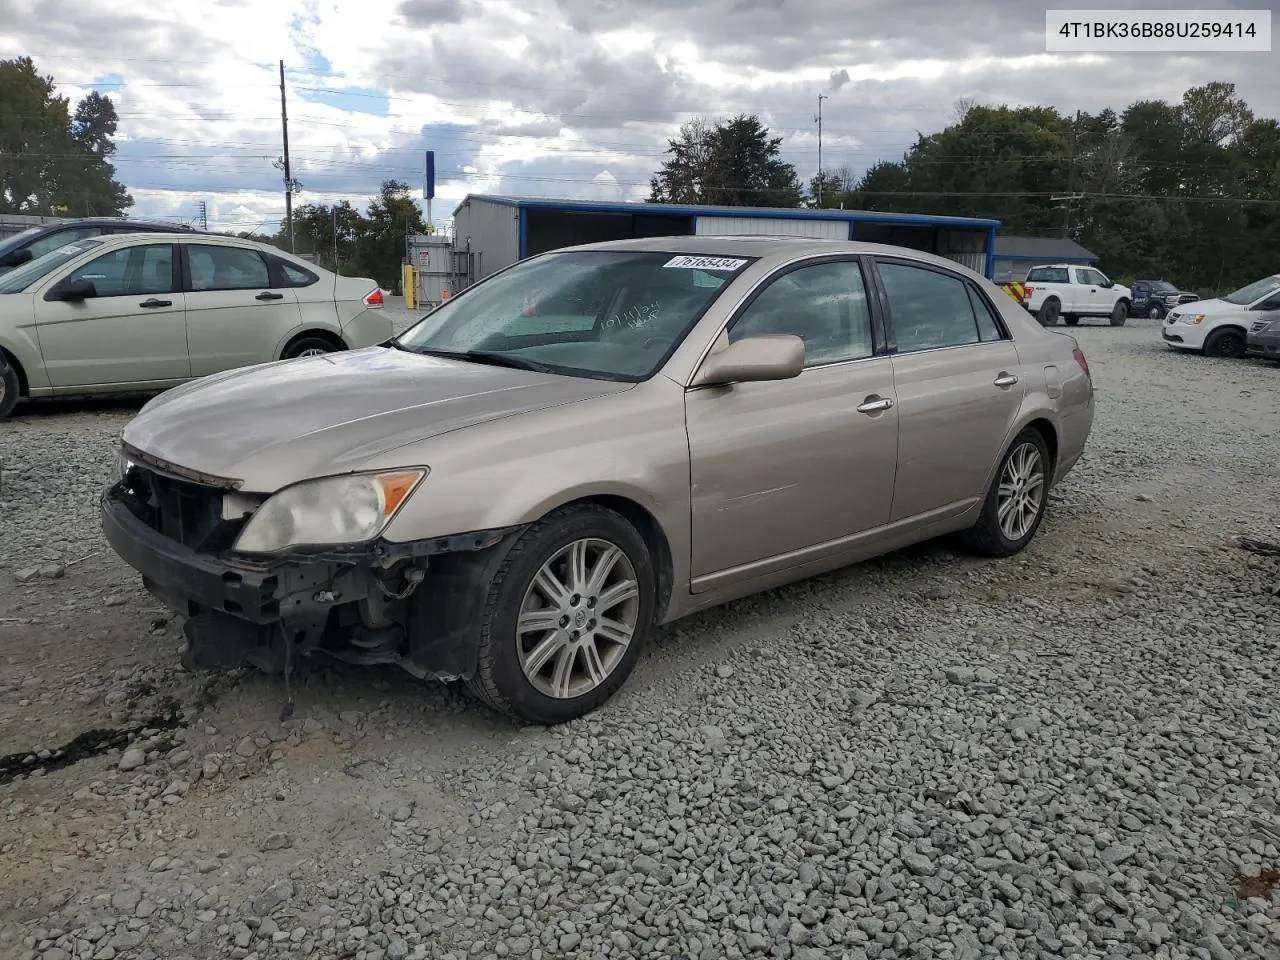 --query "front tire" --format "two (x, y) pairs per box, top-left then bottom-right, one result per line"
(467, 504), (656, 724)
(1064, 315), (1080, 327)
(1202, 327), (1246, 359)
(959, 427), (1051, 558)
(1147, 304), (1164, 320)
(0, 358), (18, 420)
(1110, 301), (1128, 327)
